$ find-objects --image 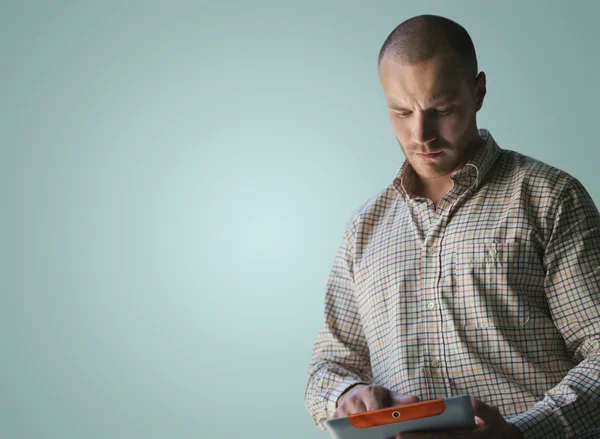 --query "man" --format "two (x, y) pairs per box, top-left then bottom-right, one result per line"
(304, 14), (600, 439)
